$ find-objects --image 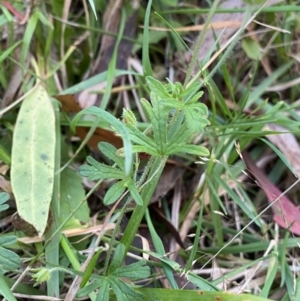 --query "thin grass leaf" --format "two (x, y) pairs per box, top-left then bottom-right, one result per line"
(187, 272), (219, 291)
(20, 9), (39, 71)
(0, 40), (22, 64)
(260, 137), (295, 176)
(145, 209), (178, 289)
(212, 174), (260, 225)
(260, 251), (278, 298)
(142, 0), (153, 76)
(62, 70), (140, 95)
(248, 61), (294, 107)
(87, 0), (98, 20)
(101, 9), (126, 110)
(0, 274), (18, 301)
